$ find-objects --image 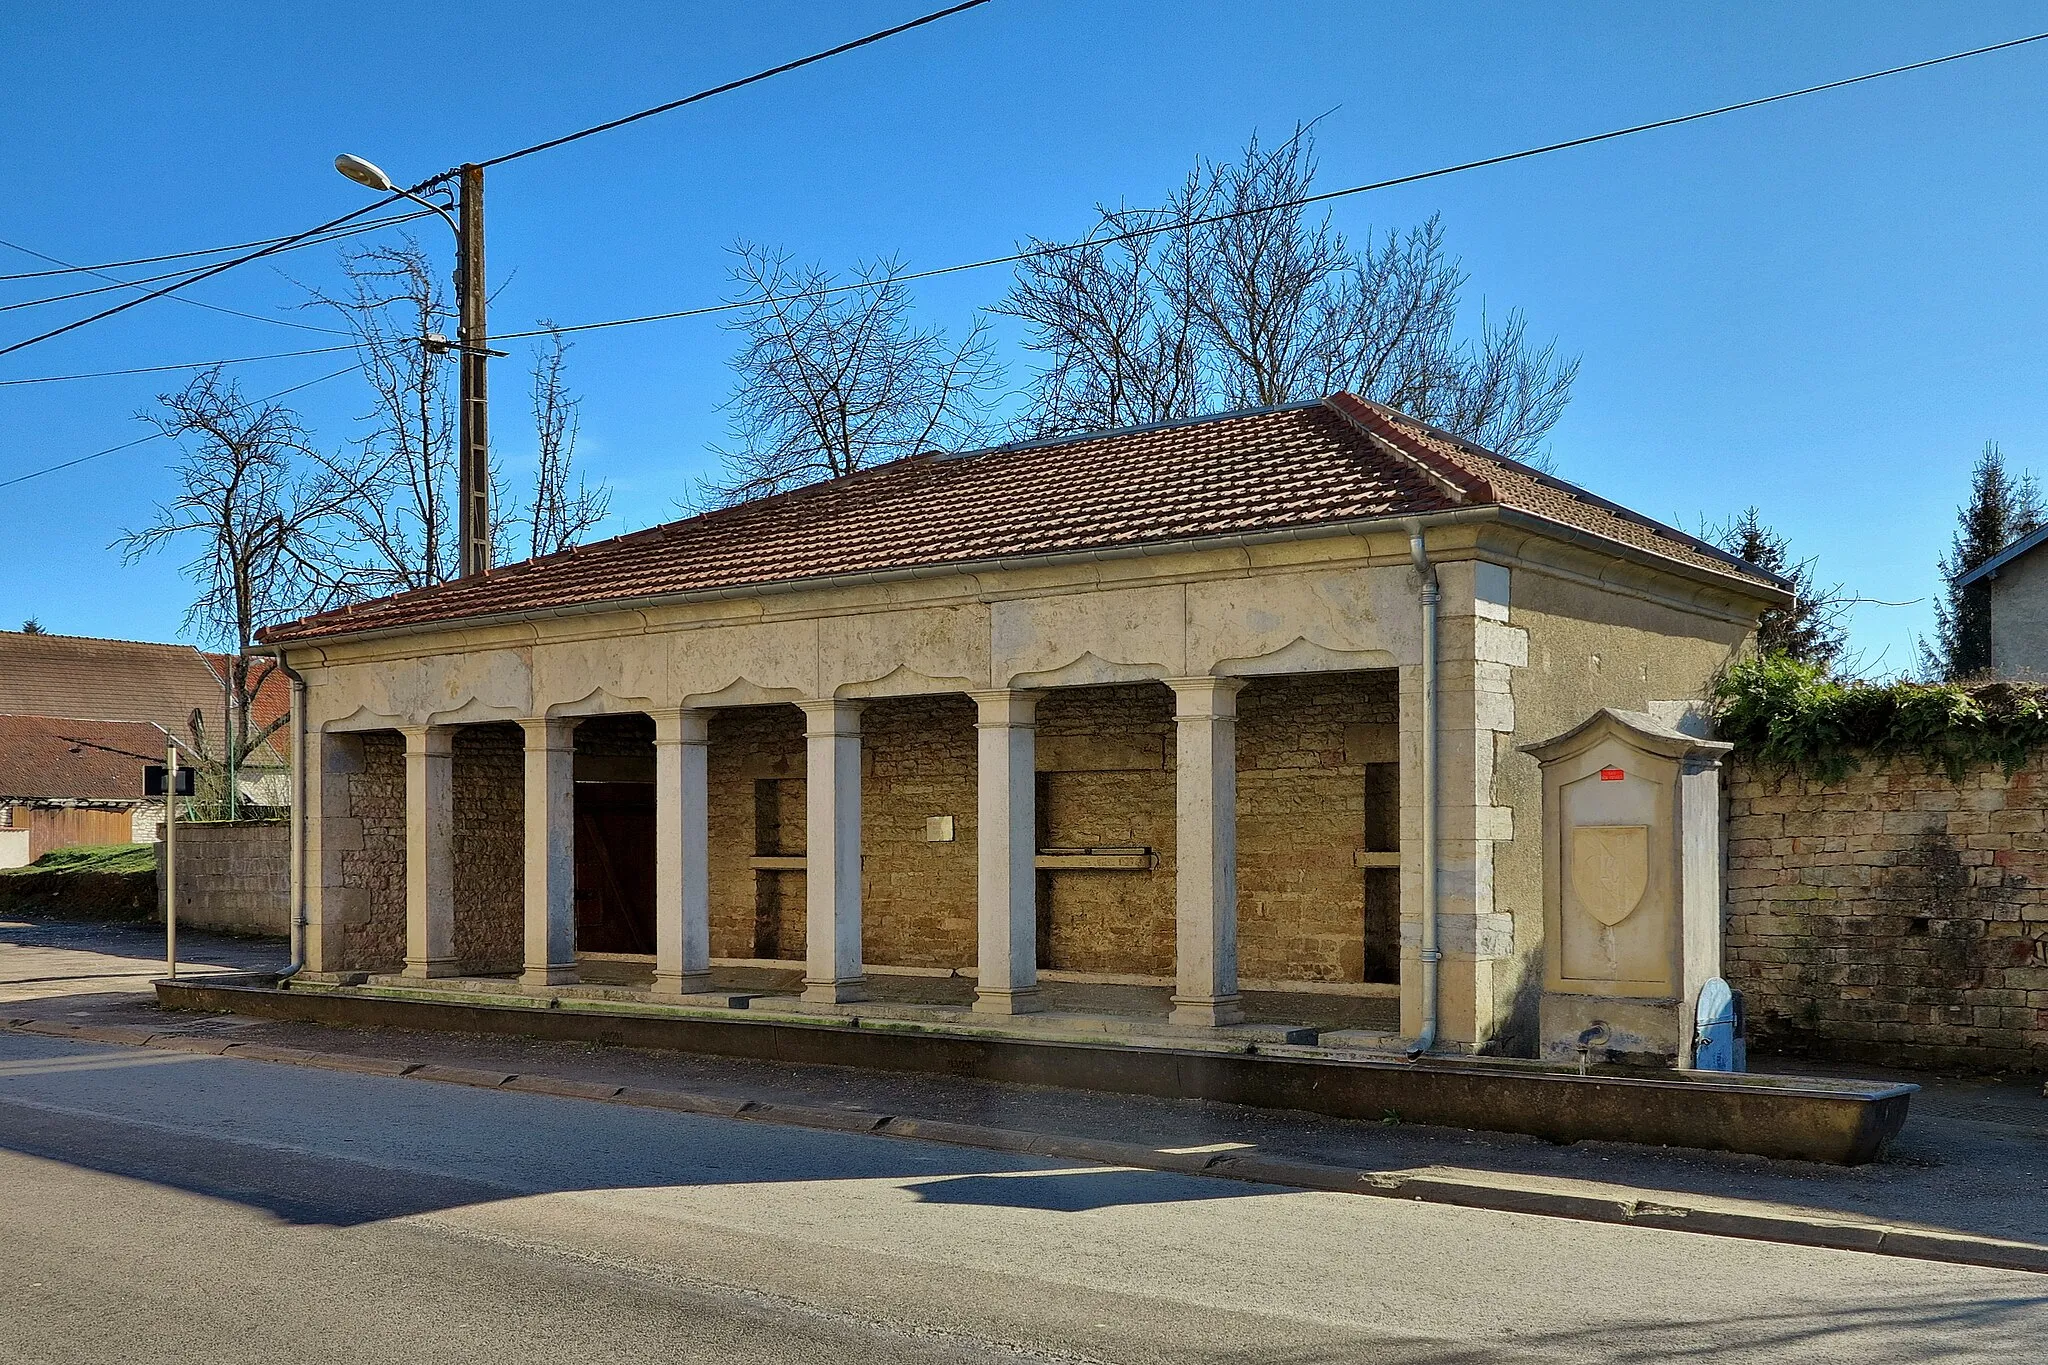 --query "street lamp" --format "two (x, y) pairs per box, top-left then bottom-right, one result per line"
(334, 153), (493, 579)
